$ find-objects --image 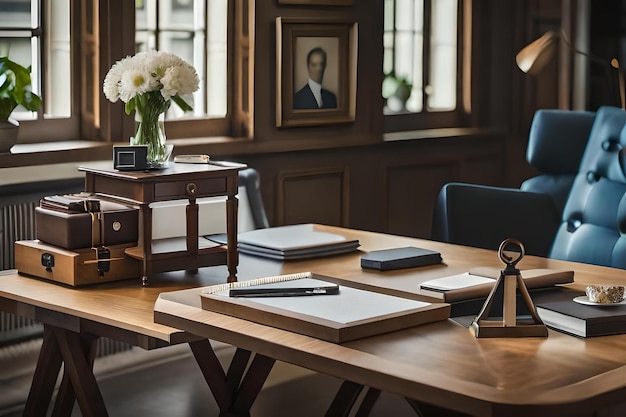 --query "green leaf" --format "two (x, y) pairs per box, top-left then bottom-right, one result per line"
(0, 56), (41, 121)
